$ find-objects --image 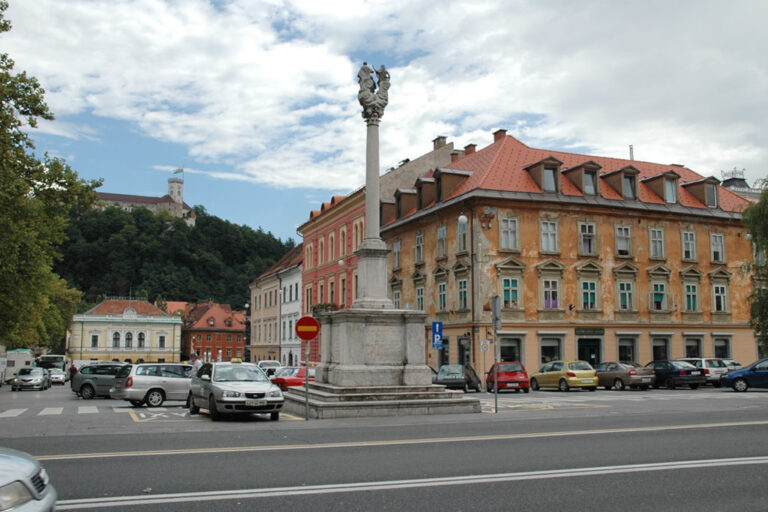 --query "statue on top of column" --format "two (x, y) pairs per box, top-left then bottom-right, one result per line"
(358, 62), (390, 122)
